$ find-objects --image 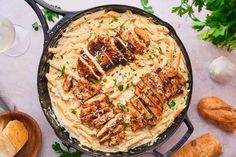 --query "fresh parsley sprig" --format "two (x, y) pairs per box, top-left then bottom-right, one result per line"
(173, 0), (236, 51)
(32, 5), (61, 31)
(52, 142), (83, 157)
(43, 5), (61, 22)
(141, 0), (154, 14)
